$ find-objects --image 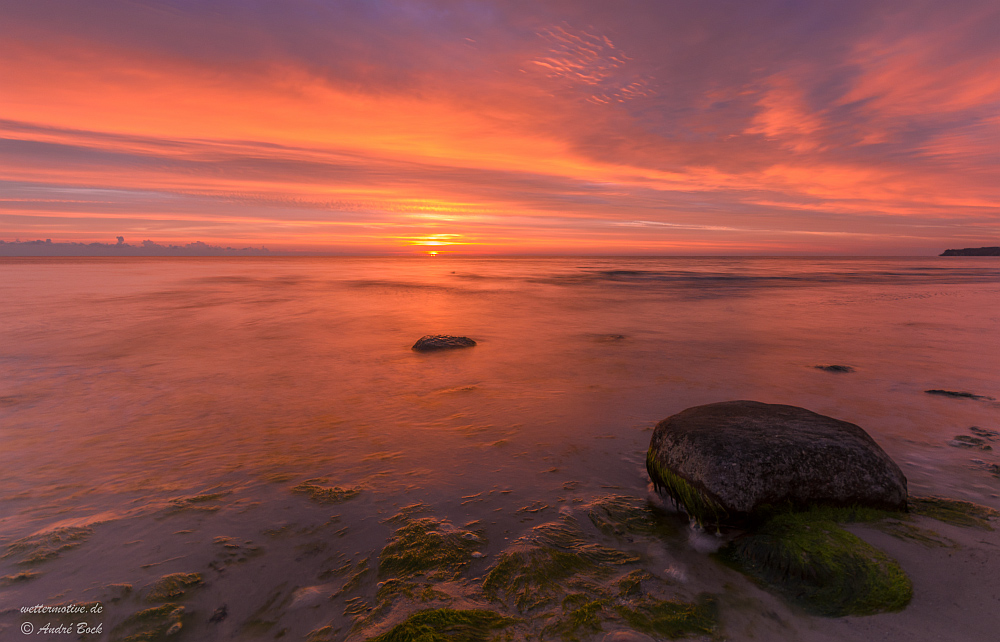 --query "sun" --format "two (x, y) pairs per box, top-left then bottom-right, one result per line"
(426, 251), (439, 256)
